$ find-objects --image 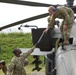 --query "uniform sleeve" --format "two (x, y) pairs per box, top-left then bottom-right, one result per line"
(21, 46), (35, 59)
(59, 8), (70, 25)
(2, 65), (7, 75)
(47, 16), (55, 29)
(7, 62), (15, 75)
